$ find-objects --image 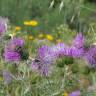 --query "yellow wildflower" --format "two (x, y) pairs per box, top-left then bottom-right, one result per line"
(63, 92), (69, 96)
(38, 33), (44, 39)
(28, 35), (34, 40)
(24, 21), (30, 26)
(29, 20), (38, 26)
(15, 26), (21, 31)
(46, 34), (54, 41)
(24, 20), (38, 26)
